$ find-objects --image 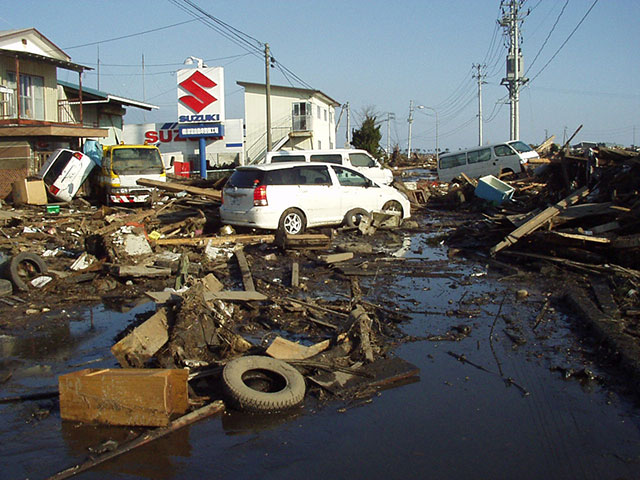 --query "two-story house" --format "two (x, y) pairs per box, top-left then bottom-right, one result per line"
(0, 28), (156, 199)
(238, 81), (340, 164)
